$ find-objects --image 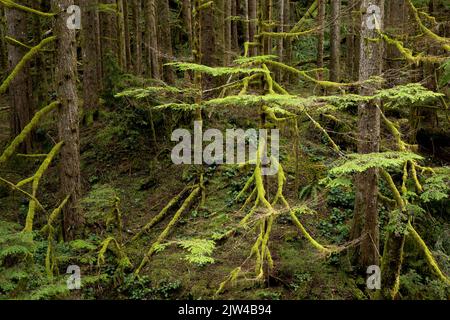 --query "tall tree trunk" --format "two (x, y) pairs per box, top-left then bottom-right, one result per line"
(200, 0), (216, 88)
(0, 6), (6, 75)
(276, 0), (285, 81)
(352, 0), (384, 268)
(330, 0), (341, 82)
(132, 0), (142, 75)
(216, 0), (225, 66)
(144, 0), (160, 79)
(100, 0), (118, 68)
(248, 0), (257, 56)
(316, 0), (325, 80)
(158, 0), (175, 83)
(52, 0), (83, 241)
(81, 0), (100, 125)
(123, 0), (132, 70)
(117, 0), (127, 69)
(182, 0), (193, 49)
(232, 0), (239, 50)
(225, 0), (232, 65)
(5, 1), (34, 152)
(347, 0), (360, 81)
